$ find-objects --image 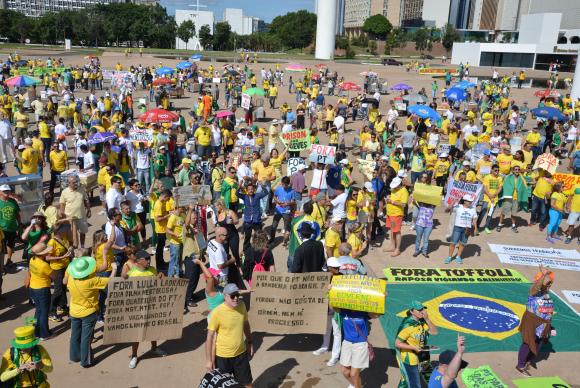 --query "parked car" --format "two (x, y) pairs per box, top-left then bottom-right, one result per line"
(382, 58), (403, 66)
(420, 54), (434, 60)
